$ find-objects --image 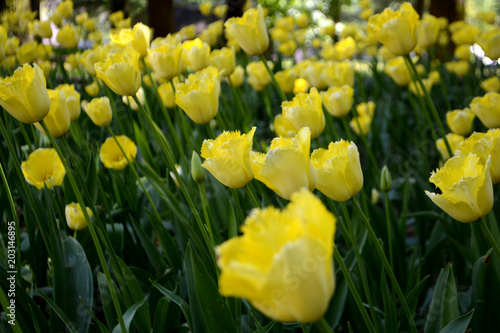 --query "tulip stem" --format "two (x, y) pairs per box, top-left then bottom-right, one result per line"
(313, 317), (334, 333)
(340, 116), (353, 142)
(479, 217), (500, 258)
(39, 120), (127, 333)
(245, 184), (260, 208)
(259, 54), (288, 102)
(341, 202), (380, 332)
(404, 55), (453, 158)
(351, 196), (417, 333)
(384, 193), (394, 269)
(170, 80), (196, 153)
(333, 247), (377, 333)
